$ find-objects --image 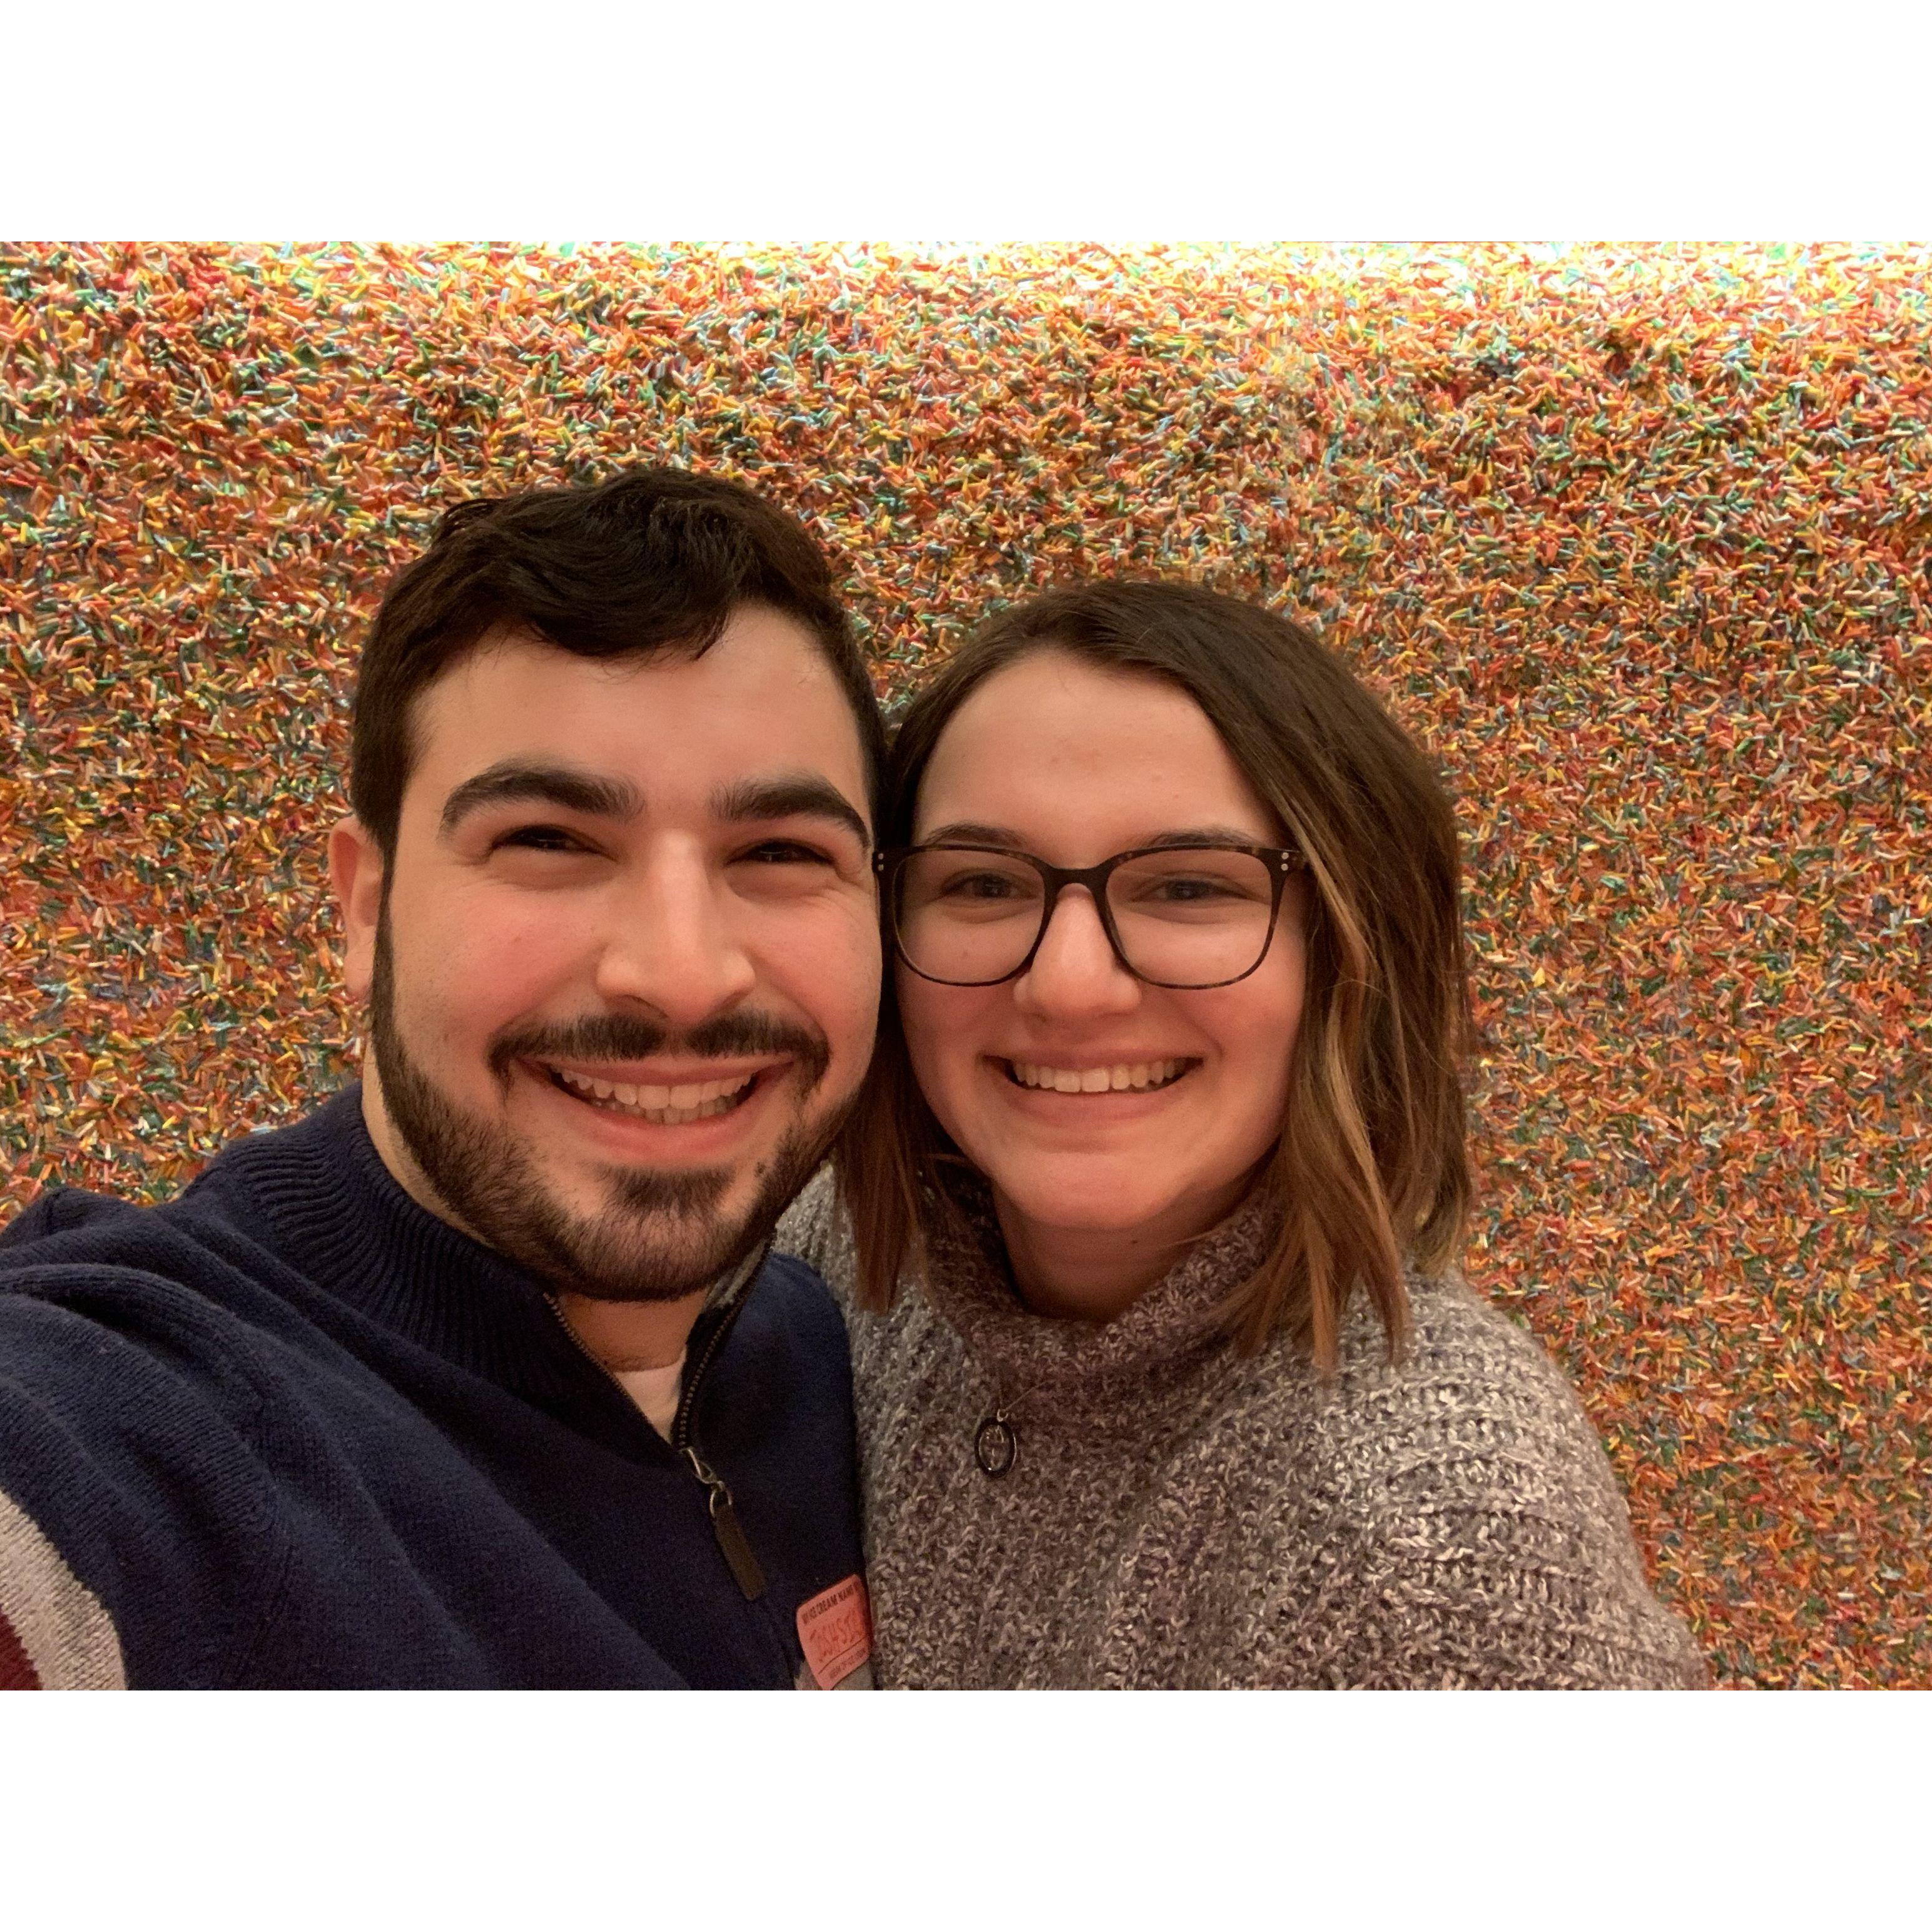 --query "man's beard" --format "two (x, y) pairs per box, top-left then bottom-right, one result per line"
(366, 903), (843, 1303)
